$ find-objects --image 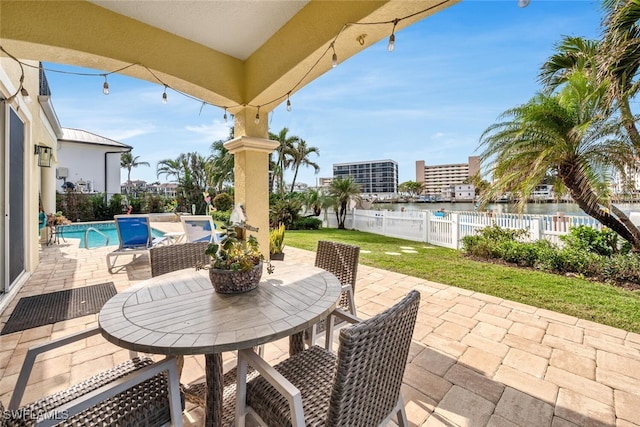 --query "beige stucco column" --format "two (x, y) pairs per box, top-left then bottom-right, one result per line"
(225, 106), (279, 257)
